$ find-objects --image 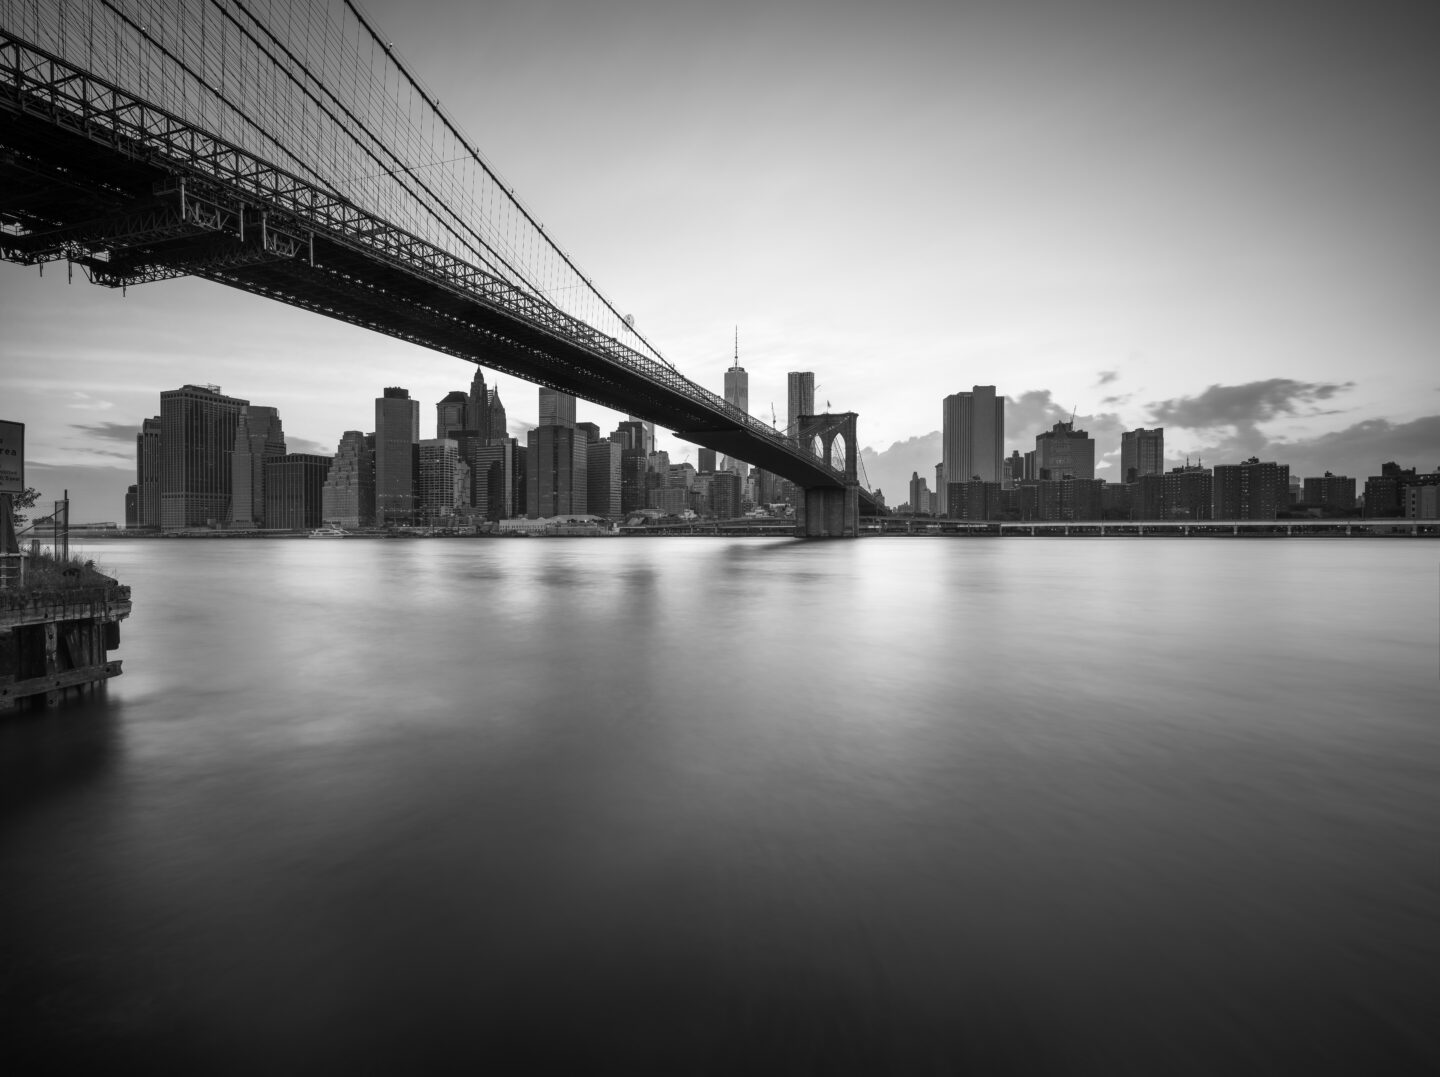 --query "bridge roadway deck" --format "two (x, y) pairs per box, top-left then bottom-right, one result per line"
(868, 518), (1435, 536)
(0, 32), (875, 509)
